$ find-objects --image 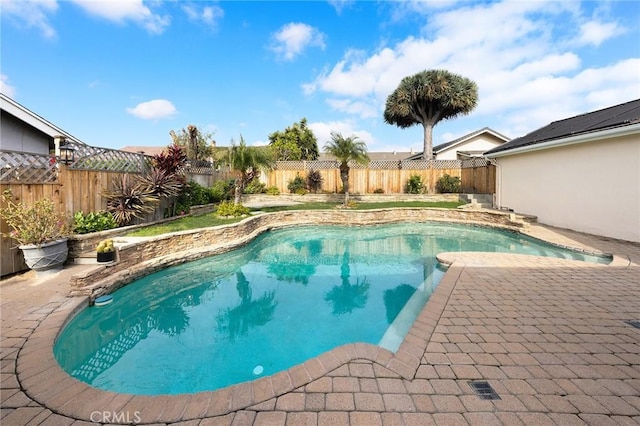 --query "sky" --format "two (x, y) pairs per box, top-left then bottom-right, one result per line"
(1, 0), (639, 154)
